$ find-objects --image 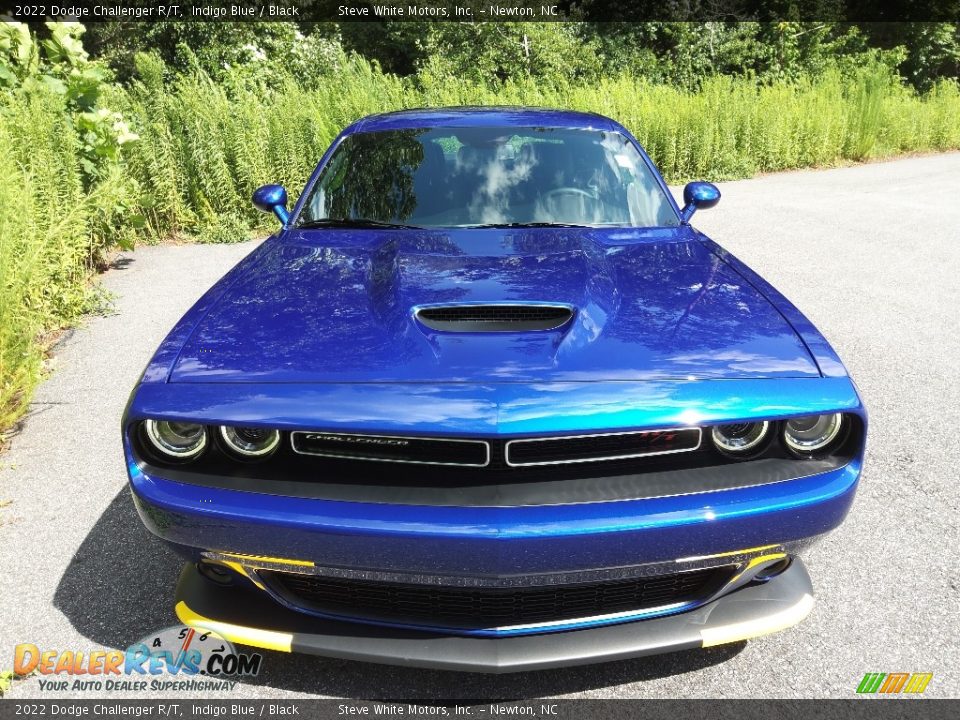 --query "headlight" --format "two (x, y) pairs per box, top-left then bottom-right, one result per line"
(711, 421), (769, 456)
(143, 420), (207, 460)
(783, 413), (844, 455)
(219, 426), (281, 459)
